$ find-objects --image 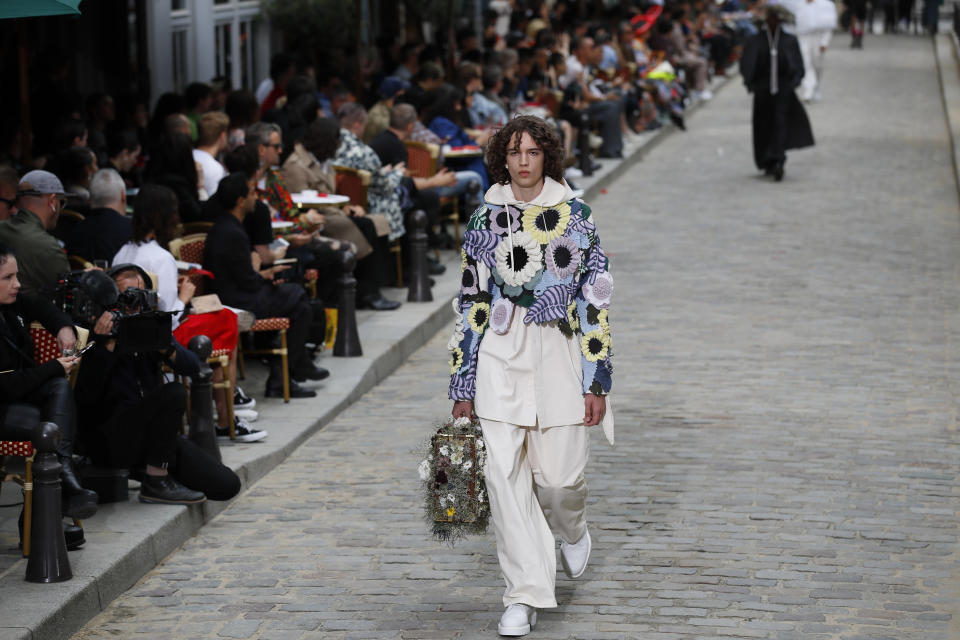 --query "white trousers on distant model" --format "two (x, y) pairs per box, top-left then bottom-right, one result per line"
(798, 31), (829, 100)
(480, 417), (589, 609)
